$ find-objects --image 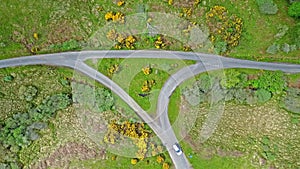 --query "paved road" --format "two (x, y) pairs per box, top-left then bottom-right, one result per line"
(0, 50), (300, 169)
